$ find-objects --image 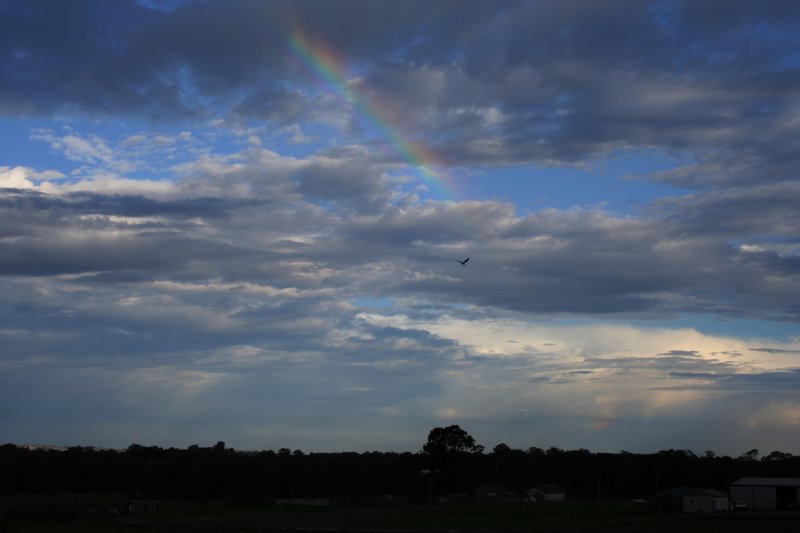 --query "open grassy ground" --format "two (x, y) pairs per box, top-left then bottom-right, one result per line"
(3, 502), (799, 533)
